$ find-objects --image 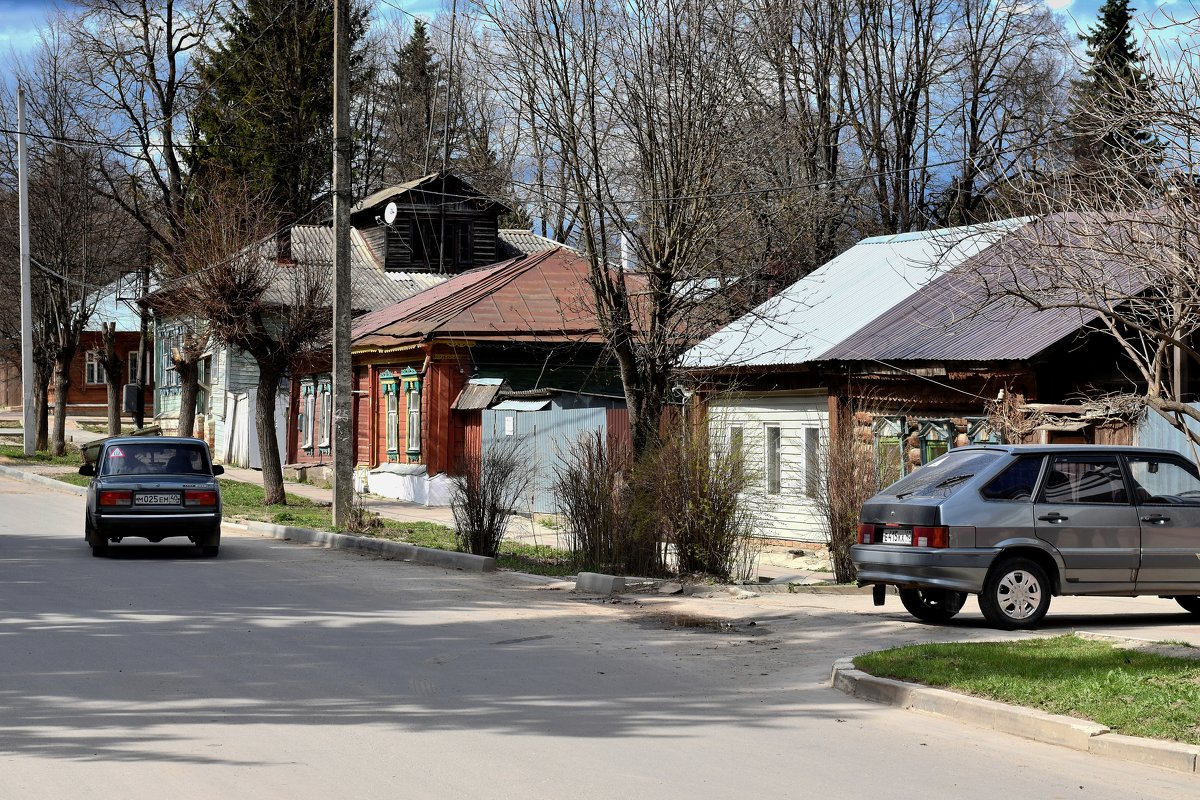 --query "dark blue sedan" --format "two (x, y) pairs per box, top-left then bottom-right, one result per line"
(80, 437), (225, 557)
